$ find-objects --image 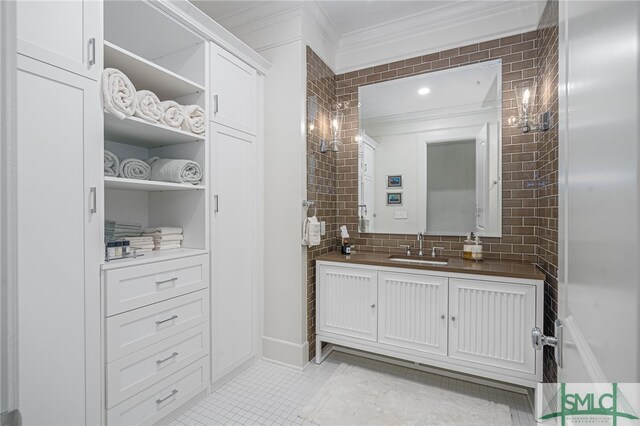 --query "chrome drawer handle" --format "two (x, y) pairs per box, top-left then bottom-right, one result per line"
(156, 389), (178, 404)
(155, 315), (178, 325)
(440, 314), (445, 320)
(156, 352), (178, 365)
(156, 278), (177, 286)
